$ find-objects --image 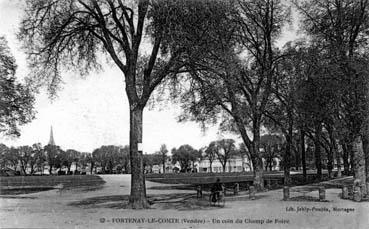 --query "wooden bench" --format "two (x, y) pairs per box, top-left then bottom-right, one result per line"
(285, 186), (326, 201)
